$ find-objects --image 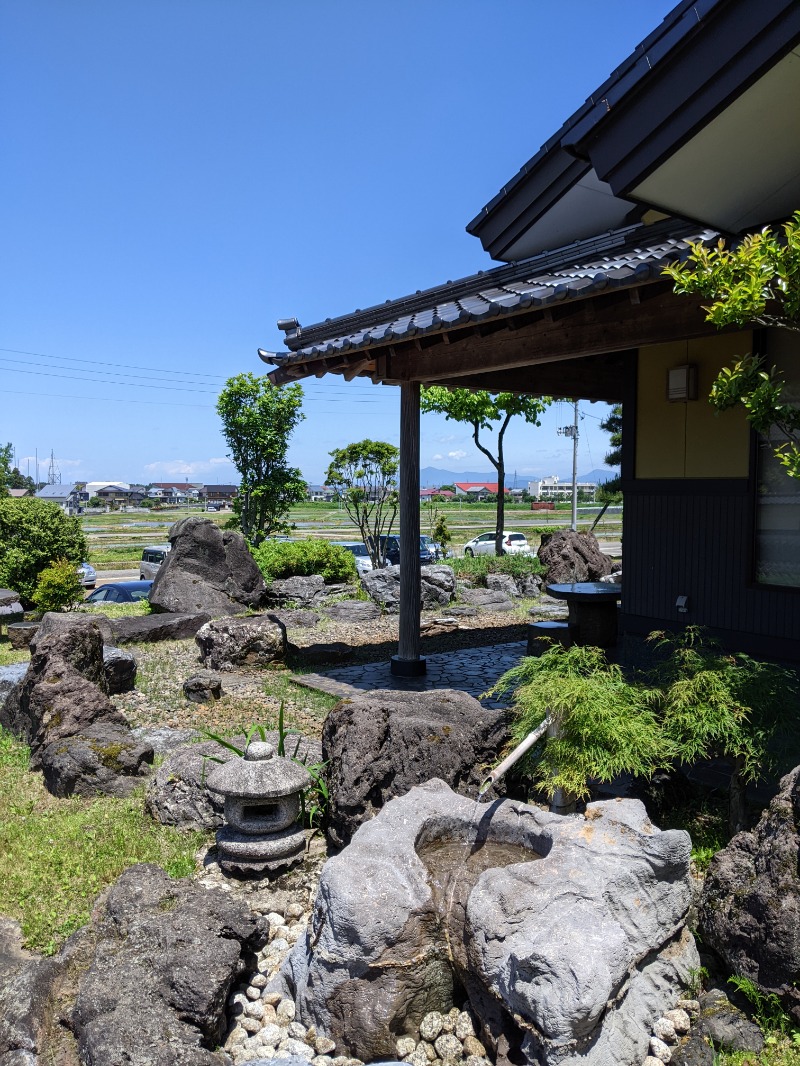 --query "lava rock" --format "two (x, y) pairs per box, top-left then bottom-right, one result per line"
(485, 574), (520, 598)
(103, 645), (137, 694)
(457, 588), (515, 611)
(110, 610), (211, 644)
(36, 609), (113, 646)
(322, 688), (510, 848)
(183, 672), (223, 703)
(0, 619), (152, 797)
(700, 764), (800, 1025)
(537, 529), (614, 583)
(71, 864), (267, 1065)
(4, 622), (35, 649)
(361, 565), (456, 614)
(149, 516), (268, 616)
(195, 613), (287, 670)
(268, 609), (321, 629)
(696, 989), (765, 1053)
(324, 601), (381, 624)
(266, 575), (328, 609)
